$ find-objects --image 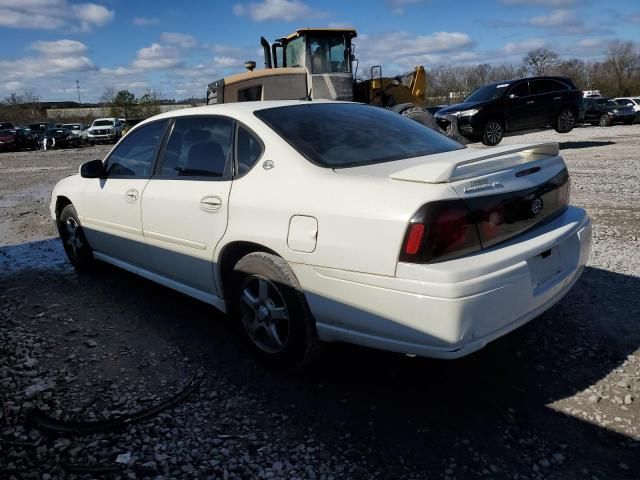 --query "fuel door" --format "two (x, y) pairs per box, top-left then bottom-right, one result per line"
(287, 215), (318, 253)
